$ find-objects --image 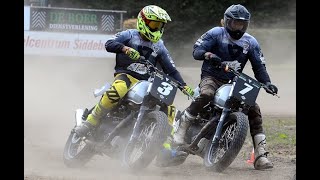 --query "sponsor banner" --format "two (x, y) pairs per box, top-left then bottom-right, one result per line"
(24, 31), (116, 58)
(24, 6), (30, 30)
(30, 6), (126, 34)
